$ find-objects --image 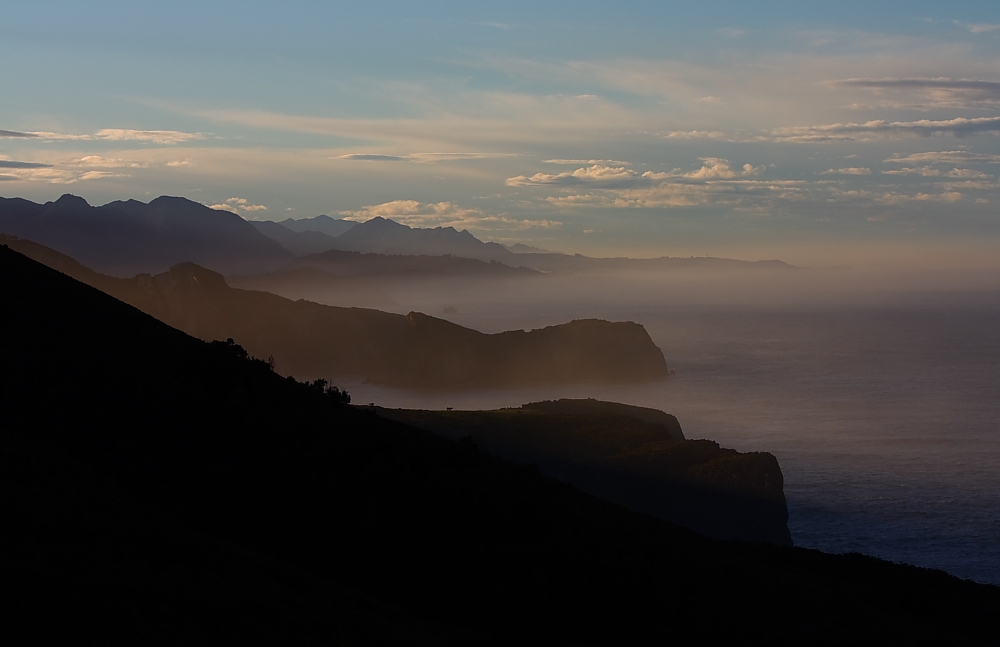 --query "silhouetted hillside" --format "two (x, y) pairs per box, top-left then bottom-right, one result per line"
(521, 398), (686, 435)
(1, 235), (666, 387)
(275, 214), (795, 271)
(250, 220), (342, 255)
(329, 216), (517, 262)
(0, 194), (293, 275)
(2, 243), (998, 644)
(378, 400), (791, 545)
(278, 213), (356, 237)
